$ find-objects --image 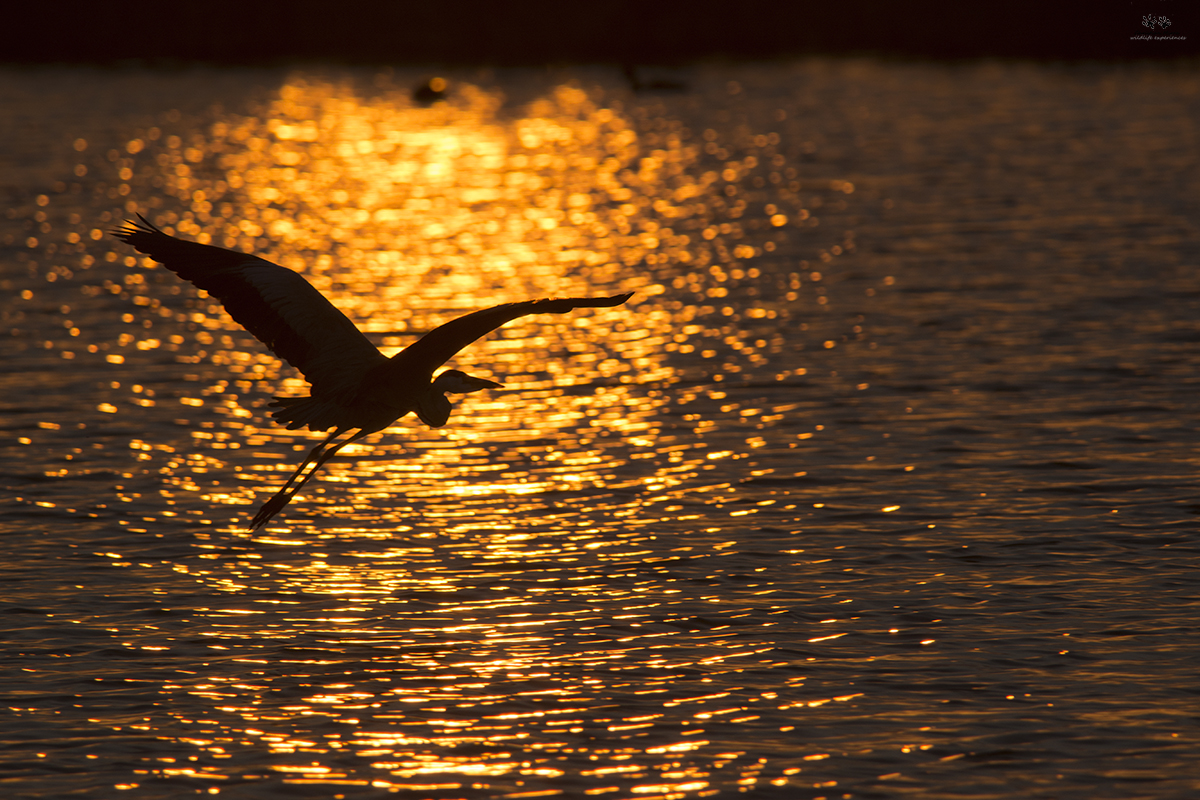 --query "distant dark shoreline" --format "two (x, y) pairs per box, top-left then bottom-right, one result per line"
(5, 0), (1195, 65)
